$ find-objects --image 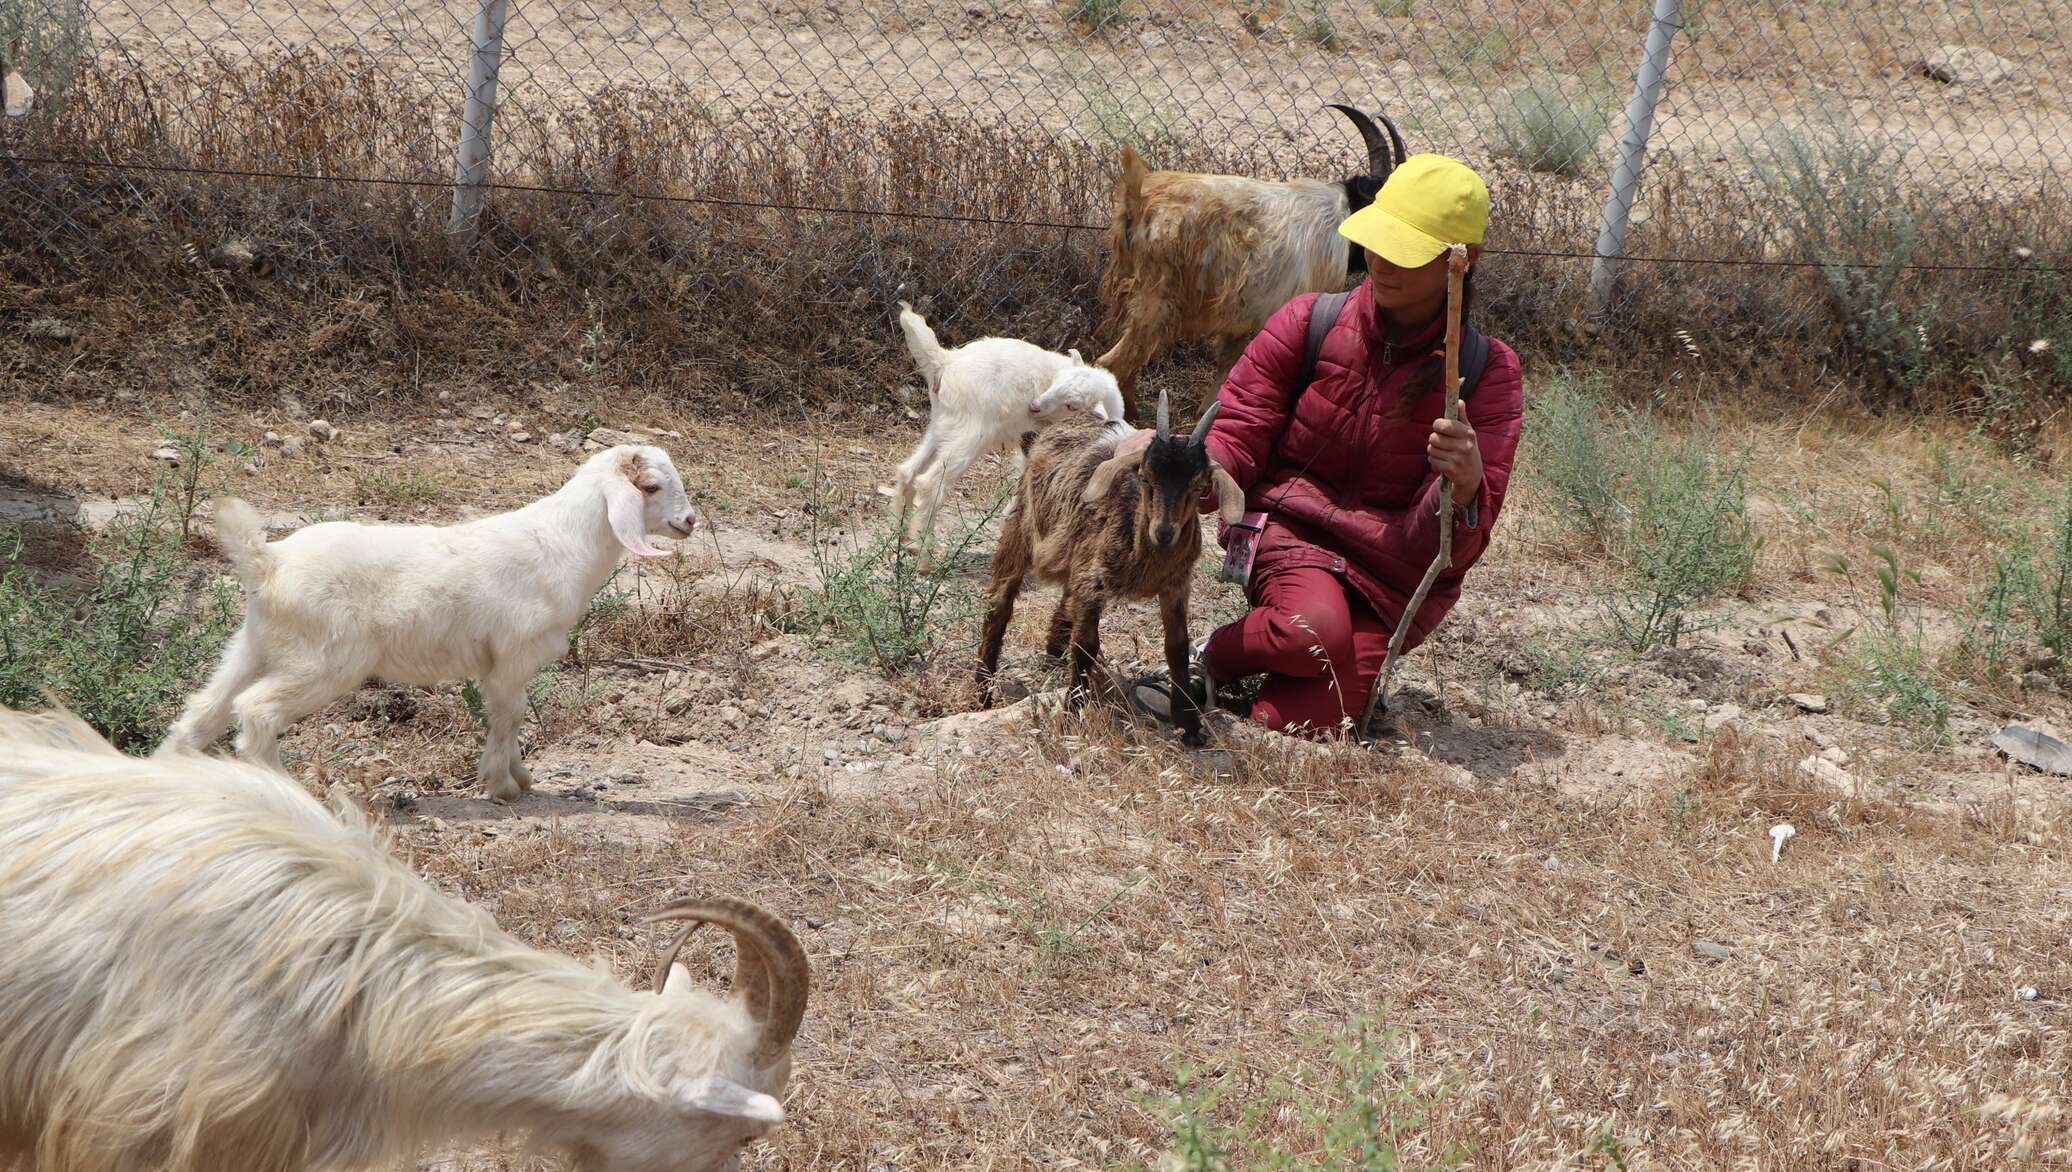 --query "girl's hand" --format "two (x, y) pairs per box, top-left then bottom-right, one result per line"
(1427, 417), (1482, 504)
